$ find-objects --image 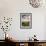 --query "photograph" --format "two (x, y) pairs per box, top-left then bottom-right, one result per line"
(20, 13), (32, 29)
